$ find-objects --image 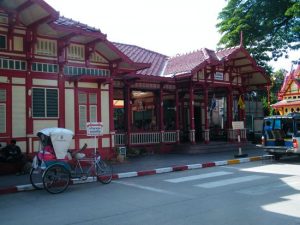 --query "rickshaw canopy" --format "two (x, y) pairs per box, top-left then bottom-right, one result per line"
(37, 128), (74, 159)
